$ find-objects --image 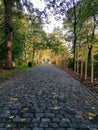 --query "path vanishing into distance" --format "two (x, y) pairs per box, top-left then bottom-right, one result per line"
(0, 65), (98, 130)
